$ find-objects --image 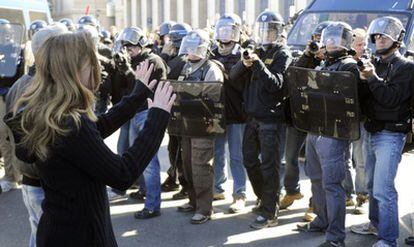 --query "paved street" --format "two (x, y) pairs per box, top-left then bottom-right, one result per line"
(1, 131), (414, 247)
